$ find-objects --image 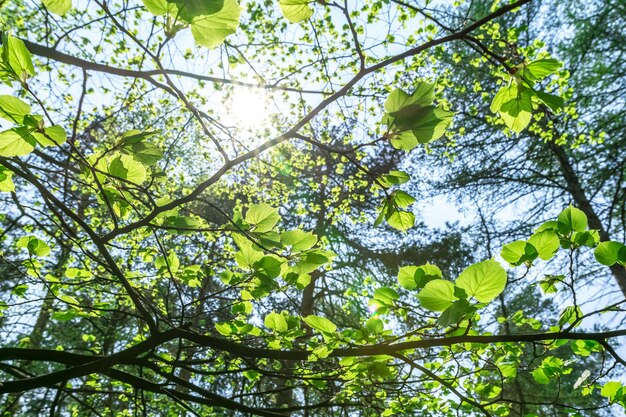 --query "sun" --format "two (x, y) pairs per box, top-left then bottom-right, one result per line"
(225, 87), (273, 132)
